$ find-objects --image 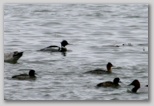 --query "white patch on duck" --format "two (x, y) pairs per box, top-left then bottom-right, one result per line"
(39, 40), (69, 52)
(4, 51), (23, 63)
